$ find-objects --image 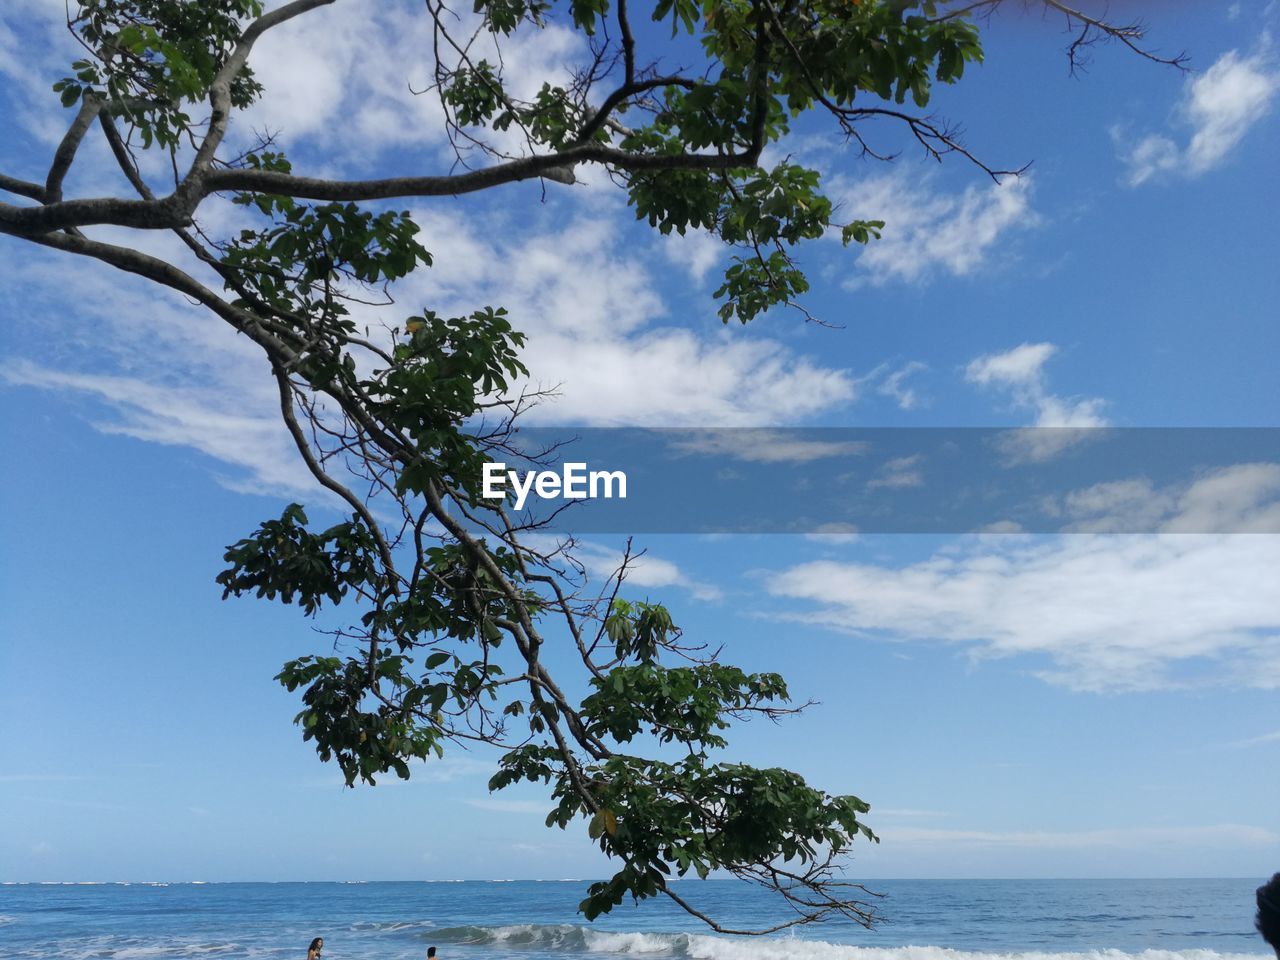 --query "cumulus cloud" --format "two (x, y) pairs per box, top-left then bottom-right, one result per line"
(661, 228), (725, 283)
(766, 524), (1280, 692)
(239, 3), (587, 167)
(966, 342), (1057, 390)
(1, 0), (588, 179)
(1116, 46), (1280, 186)
(404, 210), (857, 426)
(965, 342), (1107, 462)
(835, 171), (1037, 285)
